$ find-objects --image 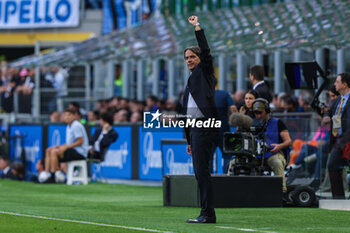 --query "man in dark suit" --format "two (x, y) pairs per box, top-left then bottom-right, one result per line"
(182, 16), (218, 224)
(88, 112), (118, 161)
(249, 65), (272, 103)
(326, 73), (350, 199)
